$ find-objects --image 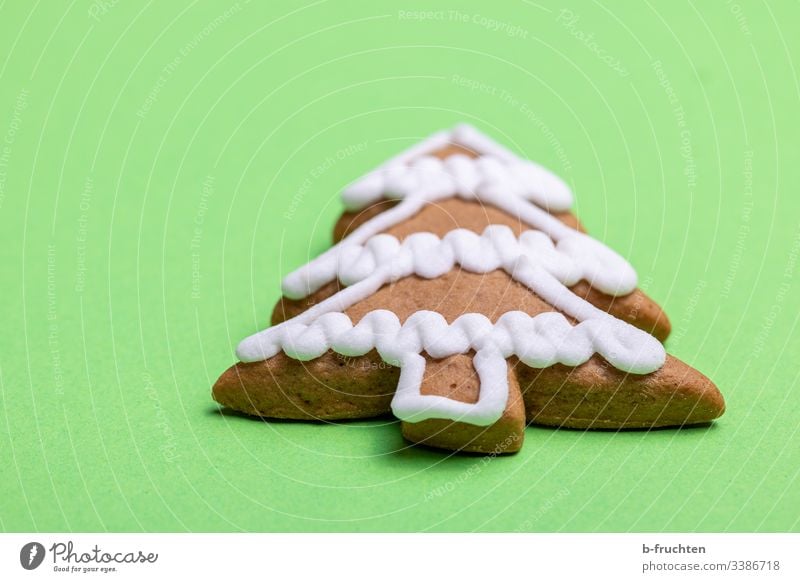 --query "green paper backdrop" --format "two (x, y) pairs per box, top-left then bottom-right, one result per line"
(1, 0), (799, 532)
